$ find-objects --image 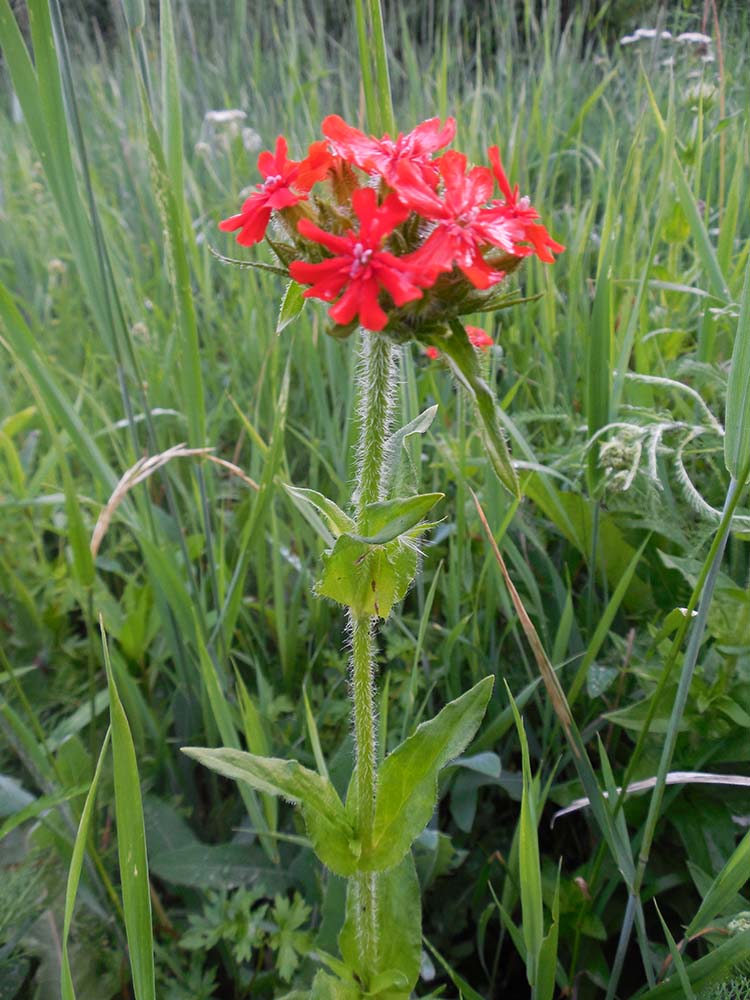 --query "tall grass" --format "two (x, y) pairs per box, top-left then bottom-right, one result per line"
(1, 0), (750, 996)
